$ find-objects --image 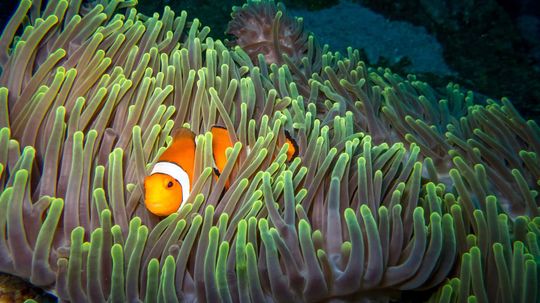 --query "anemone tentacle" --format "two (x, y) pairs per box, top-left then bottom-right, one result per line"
(0, 0), (539, 302)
